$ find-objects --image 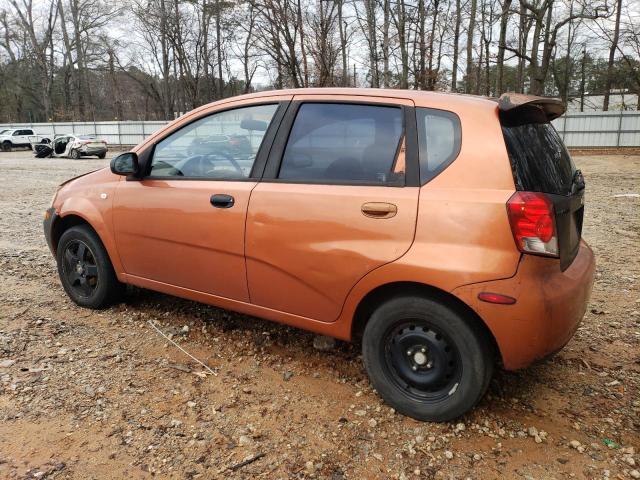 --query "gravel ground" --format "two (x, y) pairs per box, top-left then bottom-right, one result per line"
(0, 150), (638, 480)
